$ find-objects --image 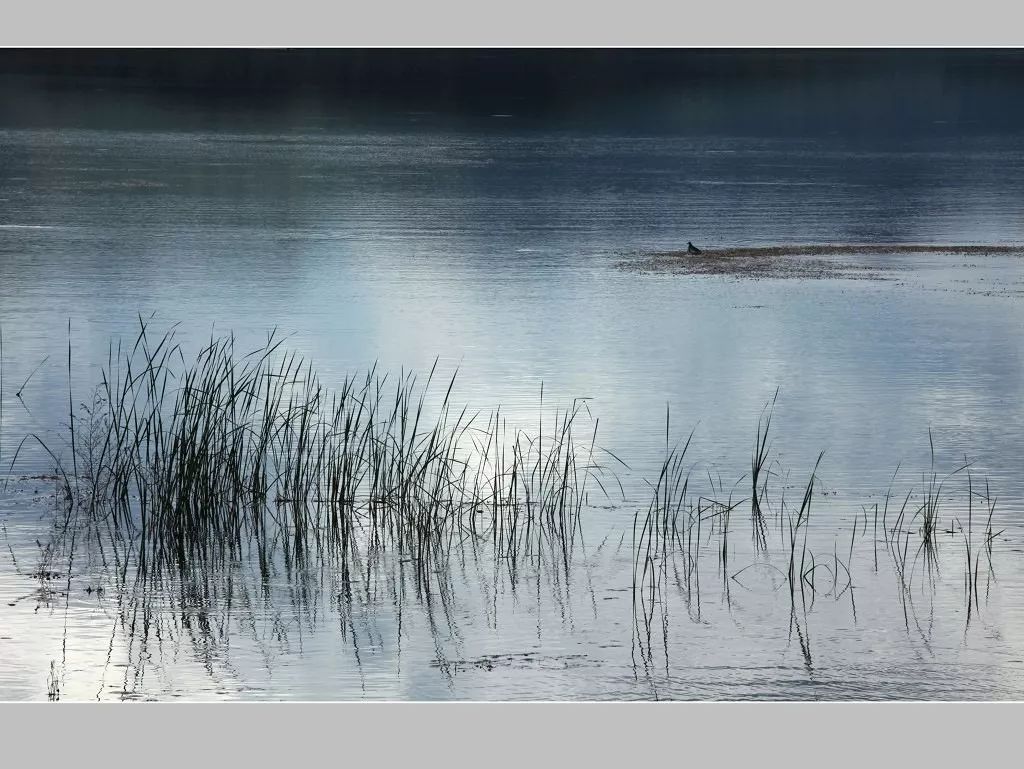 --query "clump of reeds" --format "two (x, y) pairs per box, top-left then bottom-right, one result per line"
(7, 320), (1011, 683)
(630, 408), (1002, 667)
(632, 406), (693, 667)
(27, 319), (617, 597)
